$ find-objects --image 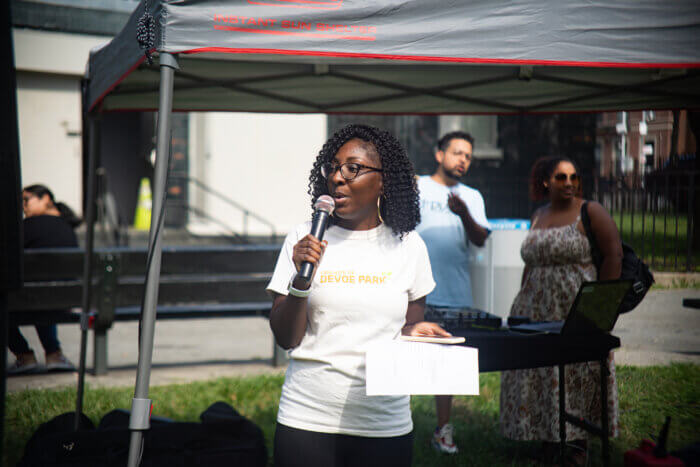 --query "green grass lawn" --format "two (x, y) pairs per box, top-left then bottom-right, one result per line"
(5, 364), (699, 466)
(612, 212), (699, 272)
(651, 277), (700, 289)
